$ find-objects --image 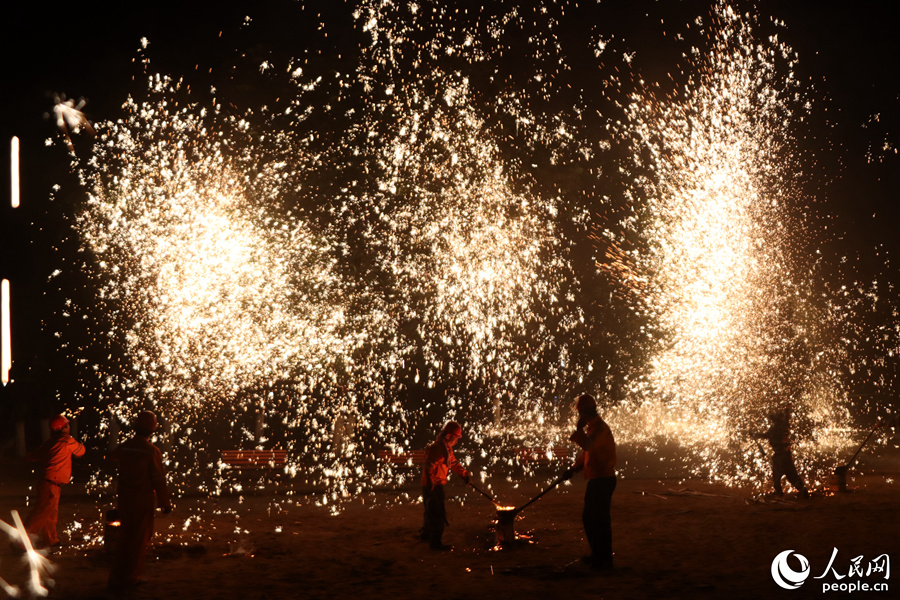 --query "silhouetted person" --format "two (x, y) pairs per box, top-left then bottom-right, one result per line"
(758, 410), (809, 499)
(563, 393), (617, 570)
(108, 410), (172, 589)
